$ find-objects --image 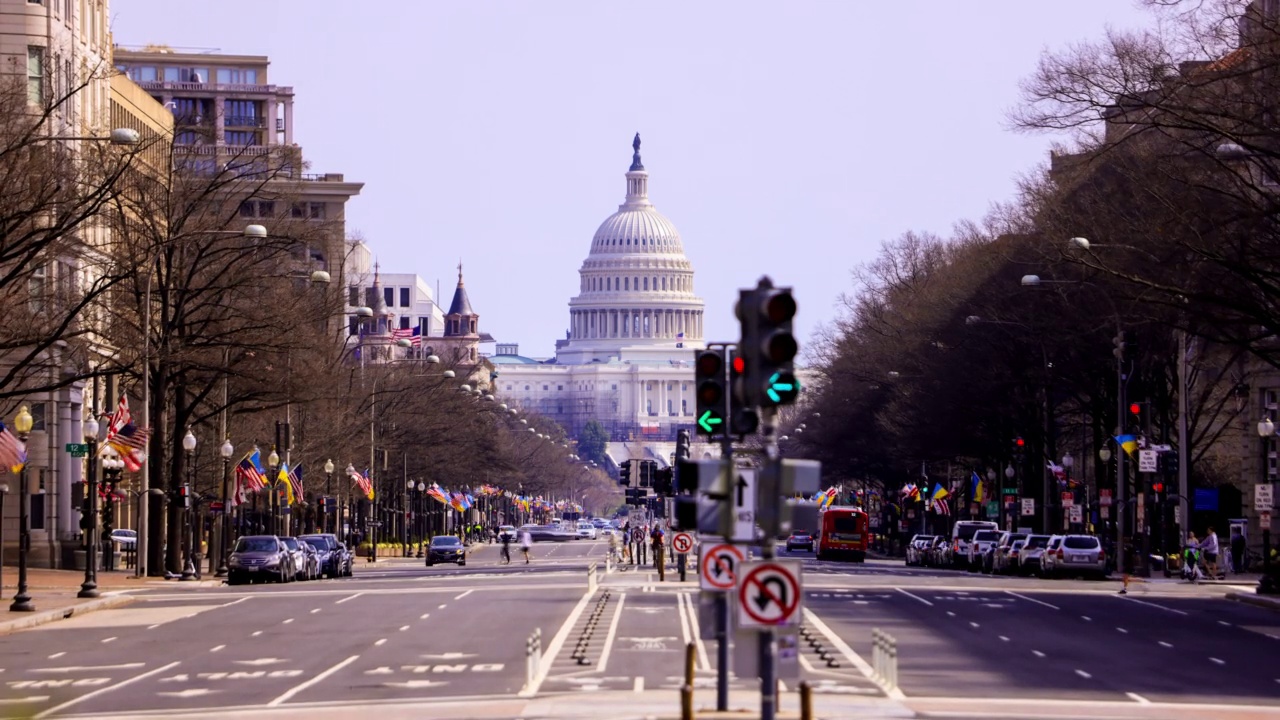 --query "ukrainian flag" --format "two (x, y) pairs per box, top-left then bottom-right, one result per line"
(1115, 434), (1139, 457)
(971, 471), (984, 503)
(277, 462), (296, 505)
(932, 483), (949, 501)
